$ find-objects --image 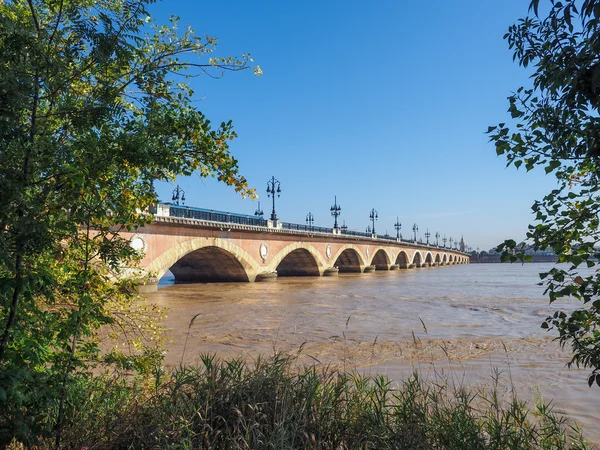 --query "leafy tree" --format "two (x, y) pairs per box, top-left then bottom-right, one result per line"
(0, 0), (260, 445)
(489, 0), (600, 385)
